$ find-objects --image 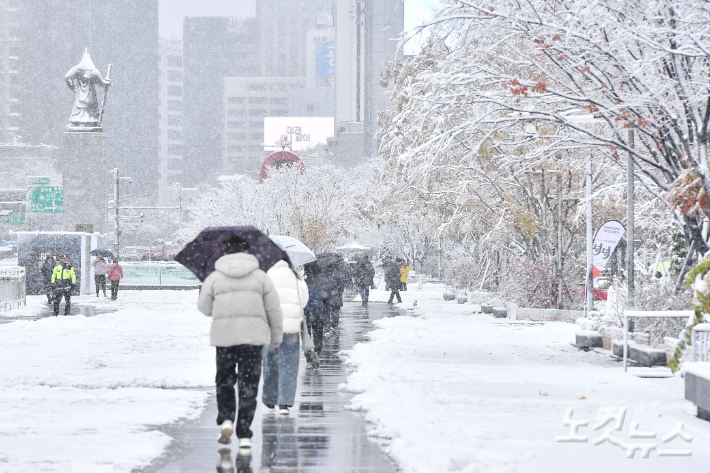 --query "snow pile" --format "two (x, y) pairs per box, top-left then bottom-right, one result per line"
(342, 283), (710, 472)
(0, 291), (213, 472)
